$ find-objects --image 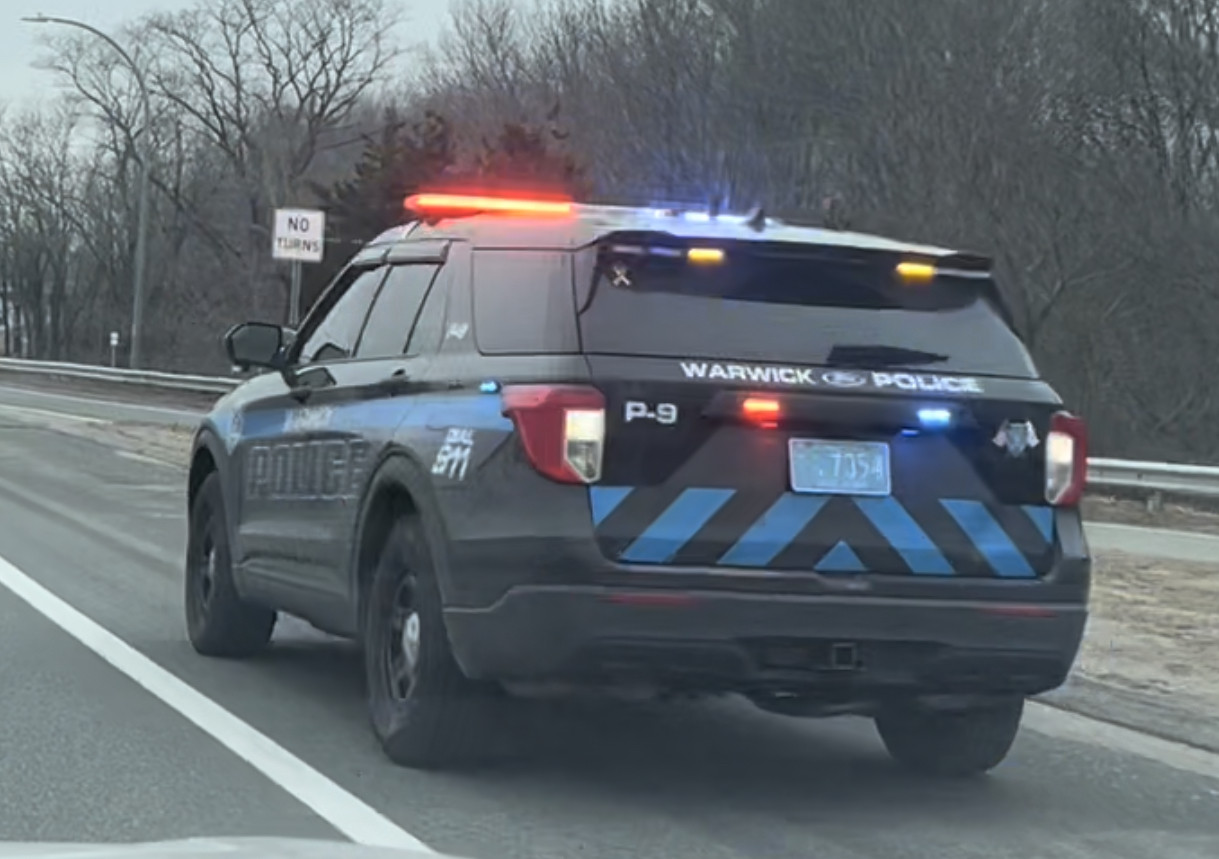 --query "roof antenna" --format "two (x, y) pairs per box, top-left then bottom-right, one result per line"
(744, 205), (767, 232)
